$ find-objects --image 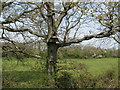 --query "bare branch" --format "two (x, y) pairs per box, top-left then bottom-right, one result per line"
(58, 29), (119, 47)
(1, 26), (46, 38)
(1, 7), (38, 24)
(55, 2), (74, 29)
(2, 2), (13, 9)
(113, 37), (120, 44)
